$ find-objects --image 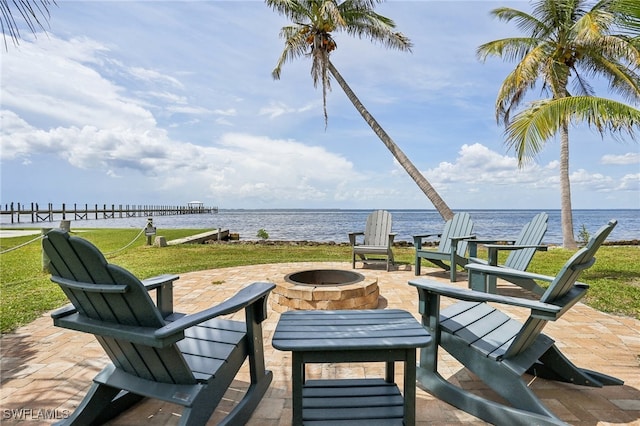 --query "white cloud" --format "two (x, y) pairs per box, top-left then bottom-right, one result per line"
(213, 109), (237, 117)
(615, 173), (640, 192)
(128, 66), (184, 88)
(258, 101), (316, 119)
(601, 152), (640, 165)
(1, 2), (637, 210)
(424, 143), (552, 188)
(2, 36), (157, 129)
